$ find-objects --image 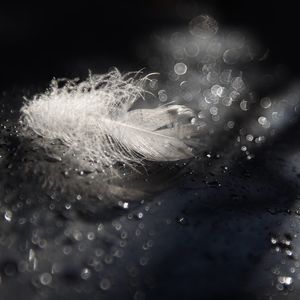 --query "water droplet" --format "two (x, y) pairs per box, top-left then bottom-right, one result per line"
(97, 223), (103, 231)
(227, 121), (235, 129)
(197, 111), (205, 119)
(232, 77), (245, 91)
(176, 216), (189, 226)
(272, 111), (280, 121)
(222, 97), (233, 106)
(184, 42), (199, 57)
(209, 106), (218, 116)
(255, 136), (266, 143)
(191, 118), (196, 125)
(137, 212), (143, 219)
(220, 69), (233, 84)
(100, 278), (111, 290)
(4, 262), (17, 277)
(81, 268), (91, 280)
(203, 89), (218, 104)
(276, 283), (284, 291)
(258, 116), (270, 128)
(174, 62), (187, 75)
(260, 97), (272, 109)
(246, 134), (254, 141)
(40, 273), (52, 285)
(278, 276), (293, 285)
(158, 90), (168, 102)
(189, 15), (218, 38)
(4, 210), (12, 222)
(230, 90), (240, 101)
(207, 71), (219, 83)
(87, 232), (95, 240)
(139, 256), (149, 266)
(223, 49), (240, 64)
(212, 85), (225, 97)
(65, 203), (71, 210)
(240, 100), (249, 111)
